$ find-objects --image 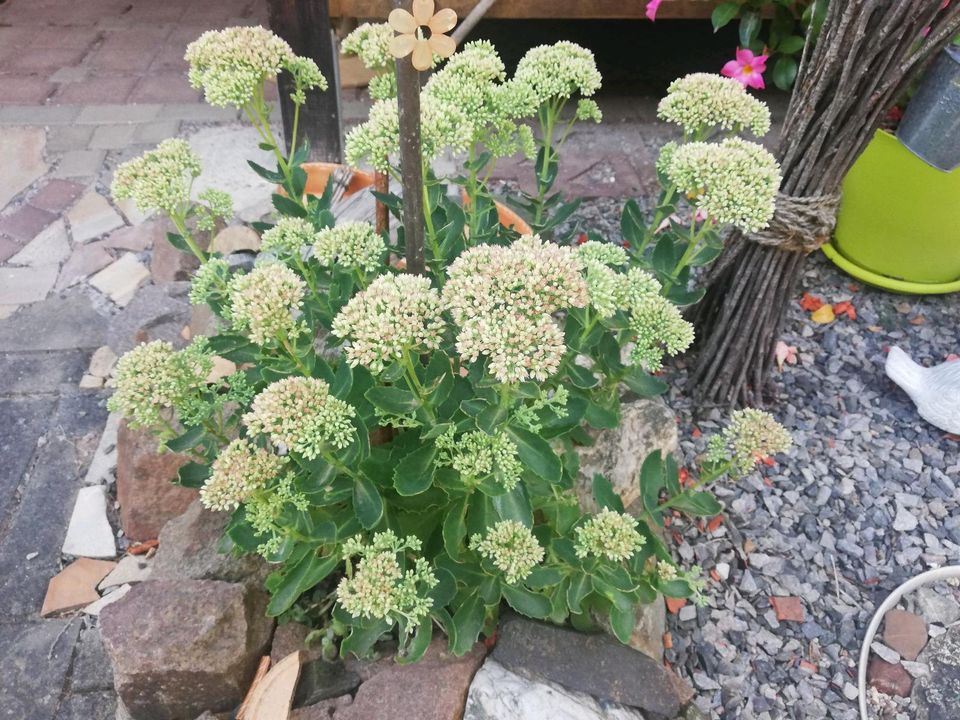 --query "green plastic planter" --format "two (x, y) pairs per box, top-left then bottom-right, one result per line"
(821, 129), (960, 294)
